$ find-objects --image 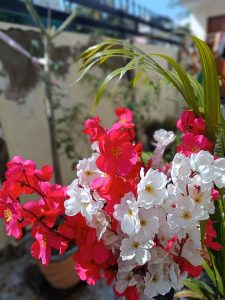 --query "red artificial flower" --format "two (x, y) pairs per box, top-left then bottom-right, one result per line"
(31, 226), (68, 265)
(177, 110), (205, 135)
(177, 133), (214, 156)
(97, 131), (138, 176)
(173, 255), (202, 277)
(0, 196), (22, 239)
(83, 116), (106, 142)
(204, 219), (222, 251)
(111, 107), (134, 130)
